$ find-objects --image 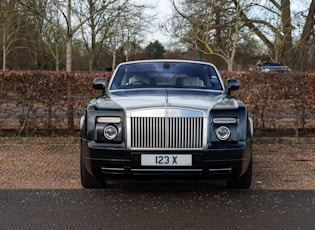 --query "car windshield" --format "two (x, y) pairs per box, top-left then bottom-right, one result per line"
(110, 62), (223, 90)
